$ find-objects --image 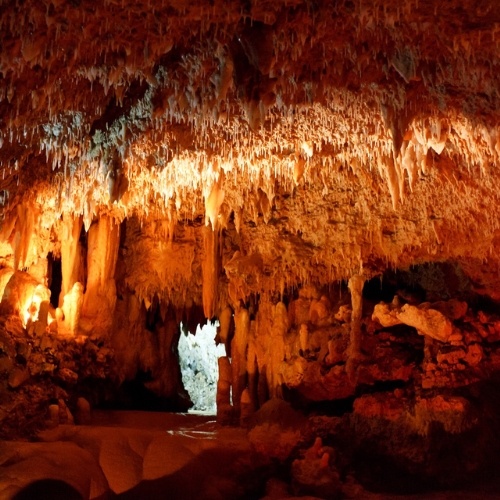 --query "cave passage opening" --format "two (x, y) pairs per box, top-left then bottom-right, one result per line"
(47, 252), (62, 309)
(178, 320), (226, 414)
